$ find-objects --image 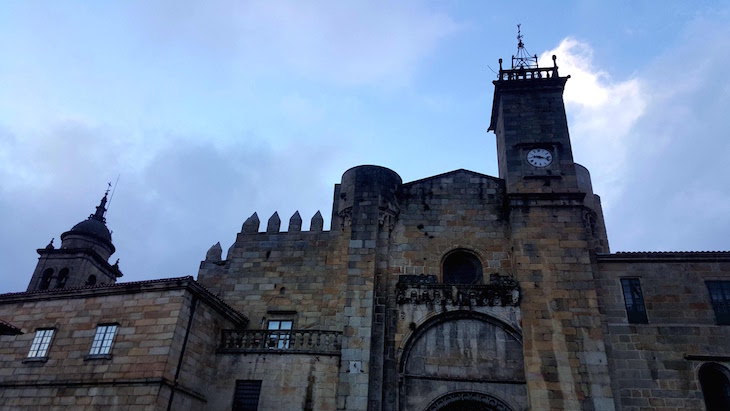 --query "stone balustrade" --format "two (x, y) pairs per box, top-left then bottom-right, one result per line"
(219, 329), (342, 355)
